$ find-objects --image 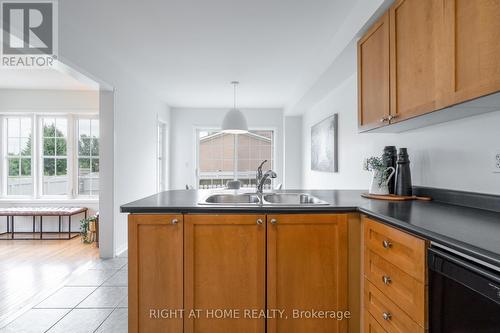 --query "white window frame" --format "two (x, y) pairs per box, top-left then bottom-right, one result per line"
(38, 114), (73, 199)
(74, 114), (100, 198)
(194, 127), (277, 189)
(1, 114), (36, 199)
(0, 112), (99, 201)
